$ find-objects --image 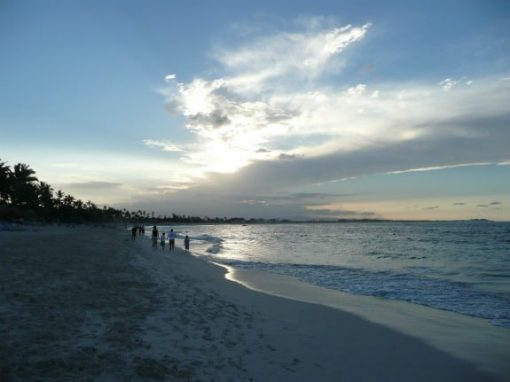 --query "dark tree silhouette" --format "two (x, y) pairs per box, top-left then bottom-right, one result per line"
(0, 157), (258, 224)
(54, 190), (64, 210)
(37, 182), (55, 210)
(9, 163), (39, 208)
(0, 159), (11, 203)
